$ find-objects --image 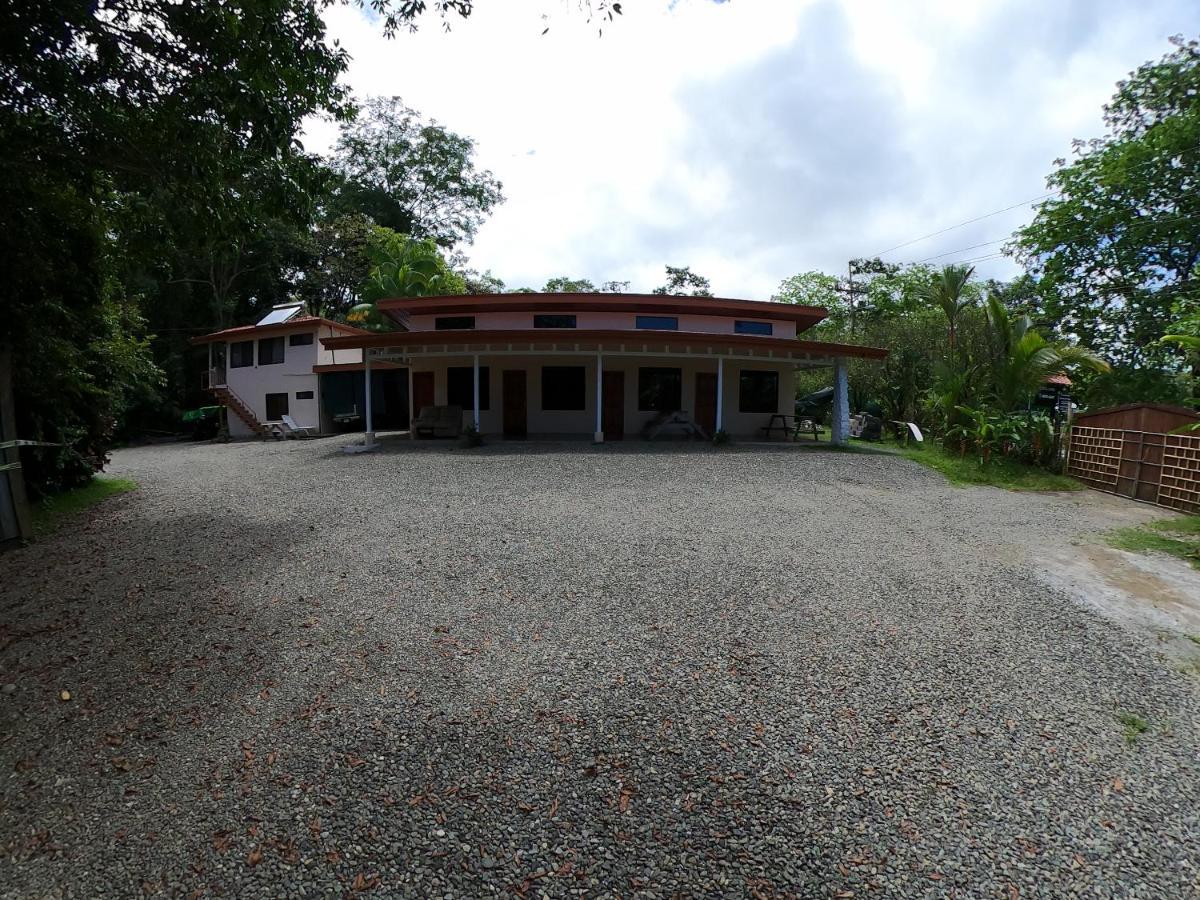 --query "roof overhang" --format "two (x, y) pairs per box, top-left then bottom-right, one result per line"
(377, 293), (829, 331)
(191, 317), (370, 345)
(321, 329), (887, 366)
